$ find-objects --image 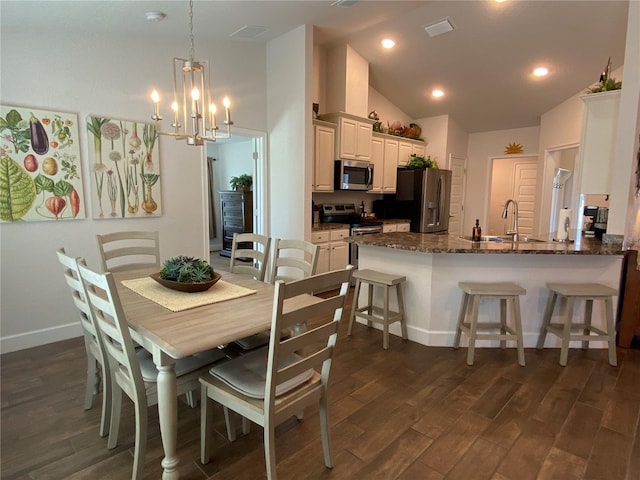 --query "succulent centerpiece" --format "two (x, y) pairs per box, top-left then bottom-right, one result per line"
(160, 256), (214, 283)
(152, 256), (220, 292)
